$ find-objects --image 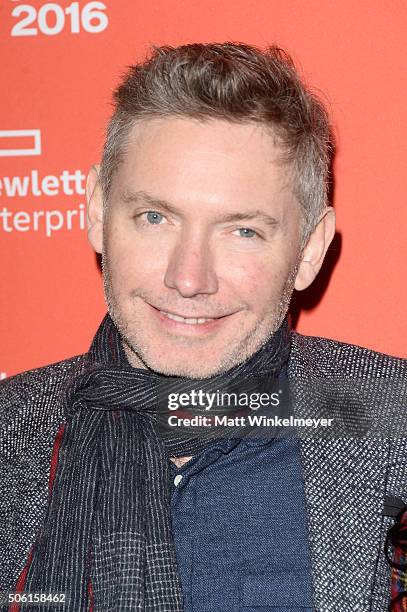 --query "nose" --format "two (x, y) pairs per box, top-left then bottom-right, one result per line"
(164, 231), (218, 297)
